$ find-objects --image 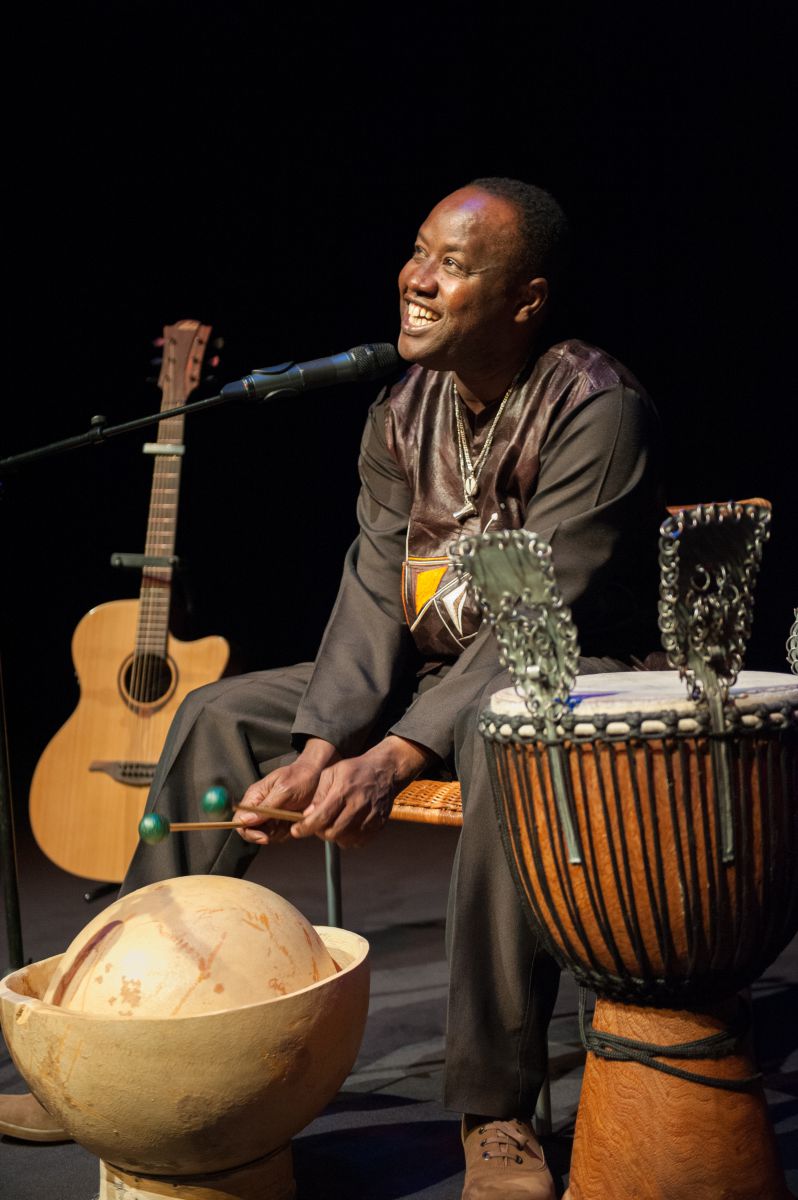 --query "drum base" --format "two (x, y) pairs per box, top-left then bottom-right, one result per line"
(99, 1144), (295, 1199)
(565, 998), (790, 1200)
